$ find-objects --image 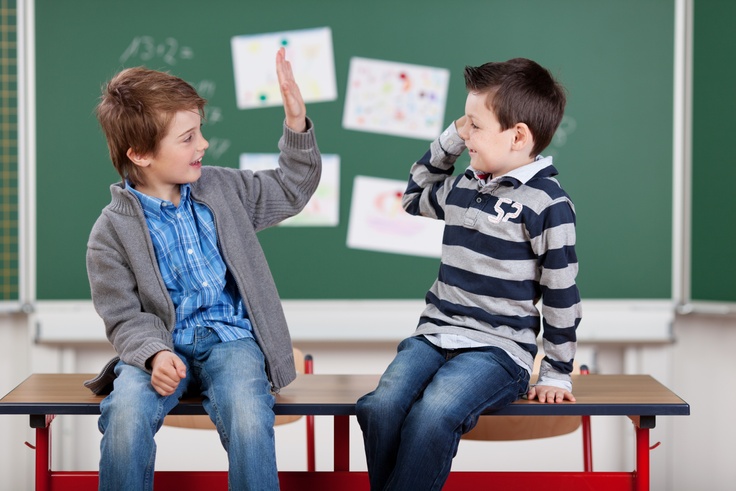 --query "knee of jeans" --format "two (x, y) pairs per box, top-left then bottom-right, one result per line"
(231, 412), (274, 439)
(99, 404), (158, 444)
(217, 394), (274, 430)
(99, 391), (163, 435)
(356, 389), (405, 423)
(408, 392), (465, 429)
